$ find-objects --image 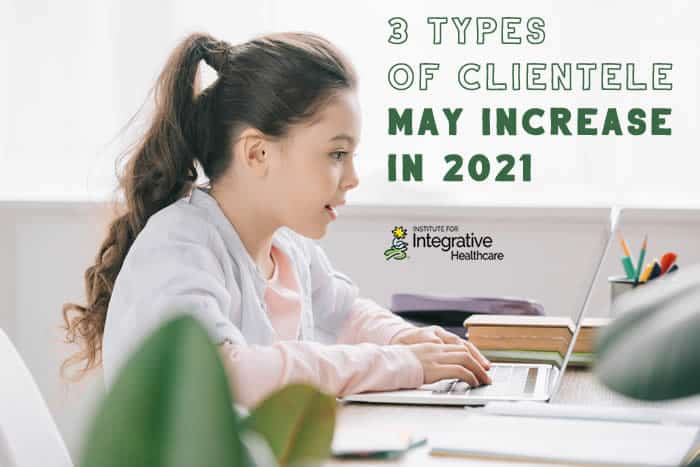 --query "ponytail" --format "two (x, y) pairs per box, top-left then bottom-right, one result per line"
(61, 33), (225, 379)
